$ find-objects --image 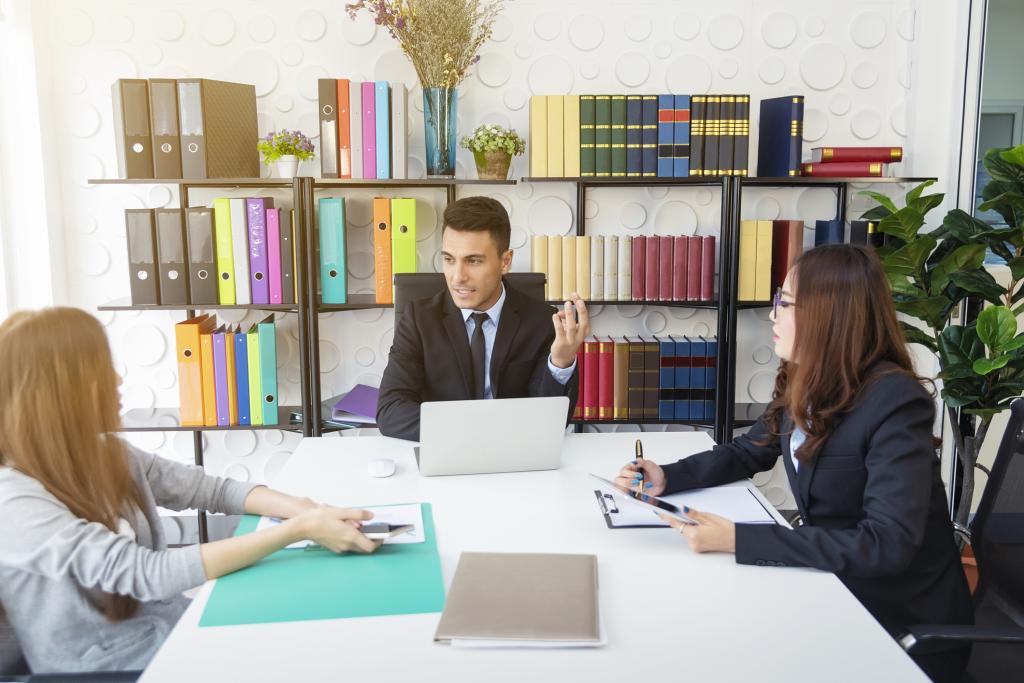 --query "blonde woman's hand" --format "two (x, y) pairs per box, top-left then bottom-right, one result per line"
(614, 459), (666, 496)
(296, 505), (381, 554)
